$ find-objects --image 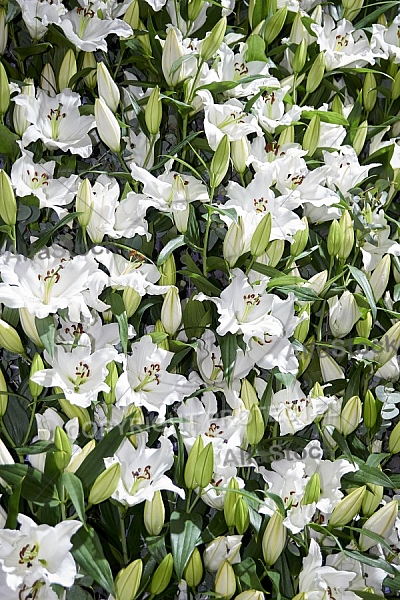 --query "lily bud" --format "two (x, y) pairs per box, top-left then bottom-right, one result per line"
(389, 420), (400, 454)
(184, 547), (203, 587)
(149, 553), (174, 596)
(306, 52), (325, 94)
(278, 124), (294, 146)
(54, 425), (72, 470)
(352, 119), (368, 156)
(343, 0), (363, 22)
(188, 0), (203, 21)
(115, 559), (143, 600)
(356, 311), (372, 339)
(264, 7), (287, 44)
(103, 361), (118, 405)
(362, 484), (383, 518)
(340, 395), (362, 436)
(159, 253), (176, 286)
(0, 319), (24, 354)
(127, 405), (145, 448)
(223, 218), (245, 268)
(195, 441), (214, 488)
(331, 94), (343, 115)
(145, 86), (162, 136)
(13, 78), (34, 136)
(185, 436), (204, 489)
(369, 254), (390, 302)
(376, 321), (400, 367)
(0, 170), (16, 227)
(95, 97), (121, 152)
(303, 115), (320, 157)
(292, 40), (307, 74)
(161, 286), (182, 336)
(247, 404), (264, 445)
(66, 439), (95, 474)
(29, 353), (44, 400)
(0, 10), (8, 55)
(319, 350), (344, 382)
(293, 304), (310, 344)
(89, 463), (121, 505)
(337, 211), (354, 260)
(19, 308), (42, 347)
(224, 478), (240, 527)
(392, 70), (400, 101)
(58, 397), (92, 436)
(0, 61), (9, 115)
(363, 389), (378, 430)
(359, 500), (398, 551)
(0, 368), (7, 417)
(76, 178), (94, 229)
(153, 320), (169, 351)
(58, 50), (77, 92)
(162, 28), (185, 87)
(210, 134), (230, 188)
(262, 511), (286, 566)
(301, 472), (320, 505)
(123, 0), (139, 29)
(235, 592), (265, 600)
(250, 213), (272, 258)
(290, 217), (308, 257)
(304, 270), (327, 298)
(144, 490), (165, 536)
(82, 52), (97, 89)
(297, 336), (314, 376)
(97, 62), (120, 113)
(328, 291), (361, 338)
(363, 72), (377, 113)
(201, 17), (227, 62)
(215, 560), (236, 600)
(329, 486), (366, 527)
(235, 497), (250, 534)
(122, 287), (141, 318)
(240, 379), (258, 409)
(327, 220), (341, 257)
(266, 239), (284, 267)
(41, 63), (56, 96)
(231, 138), (250, 174)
